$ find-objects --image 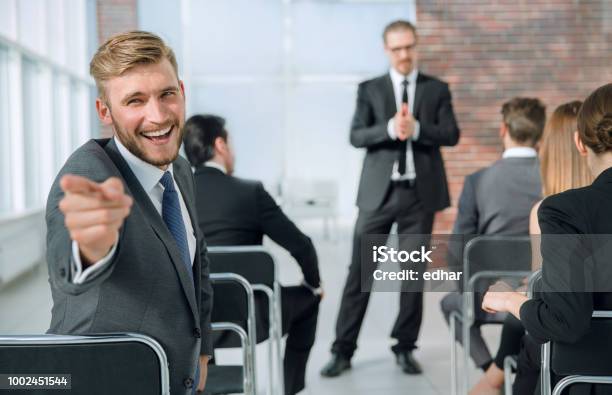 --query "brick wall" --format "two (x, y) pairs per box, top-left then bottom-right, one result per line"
(415, 0), (612, 233)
